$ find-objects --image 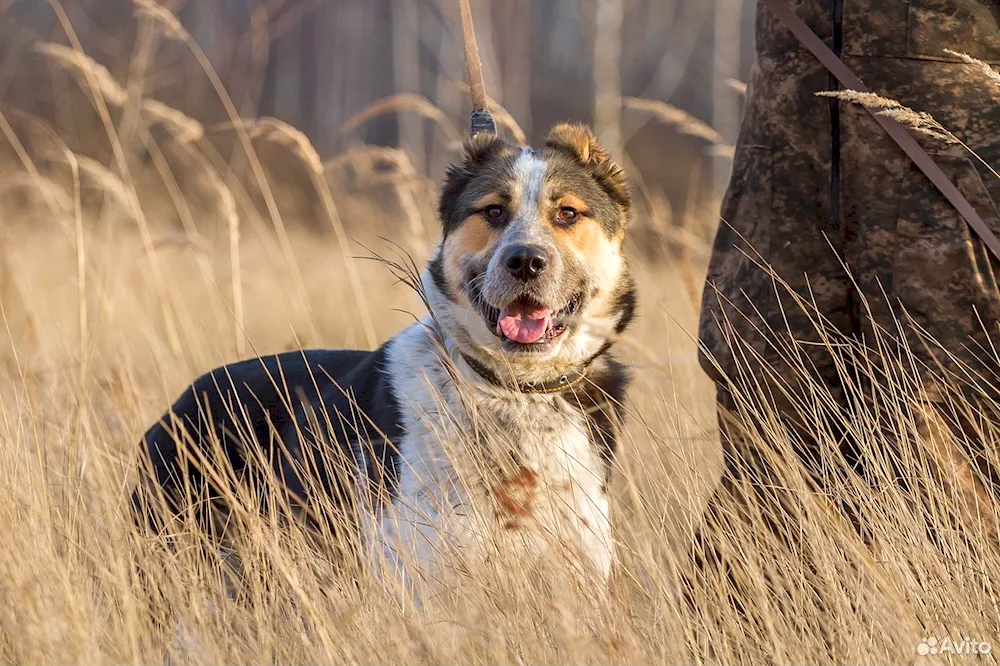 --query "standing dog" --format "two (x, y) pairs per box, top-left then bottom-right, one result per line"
(132, 123), (637, 592)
